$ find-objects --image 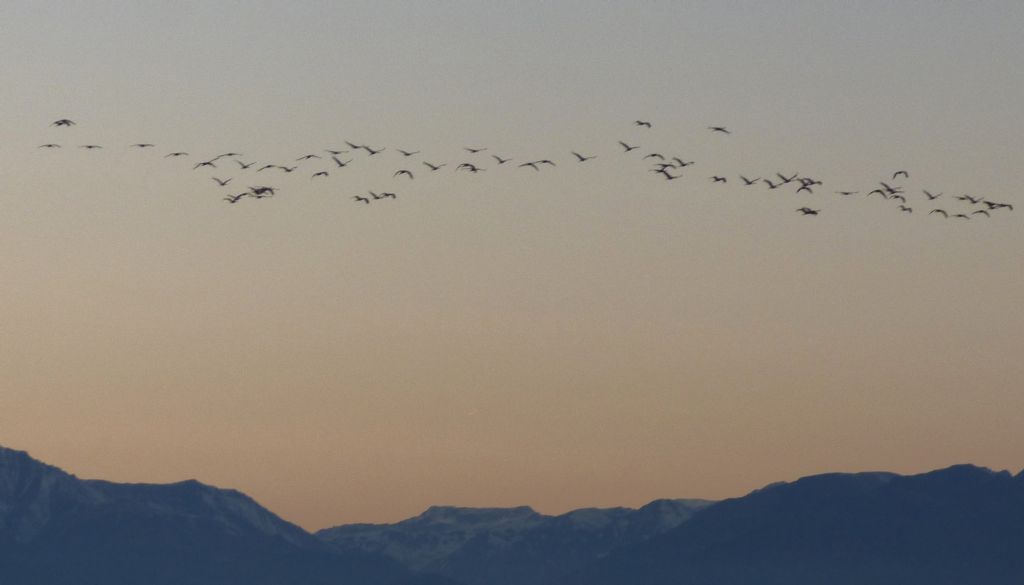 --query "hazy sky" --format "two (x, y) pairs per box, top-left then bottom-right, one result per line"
(1, 1), (1022, 530)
